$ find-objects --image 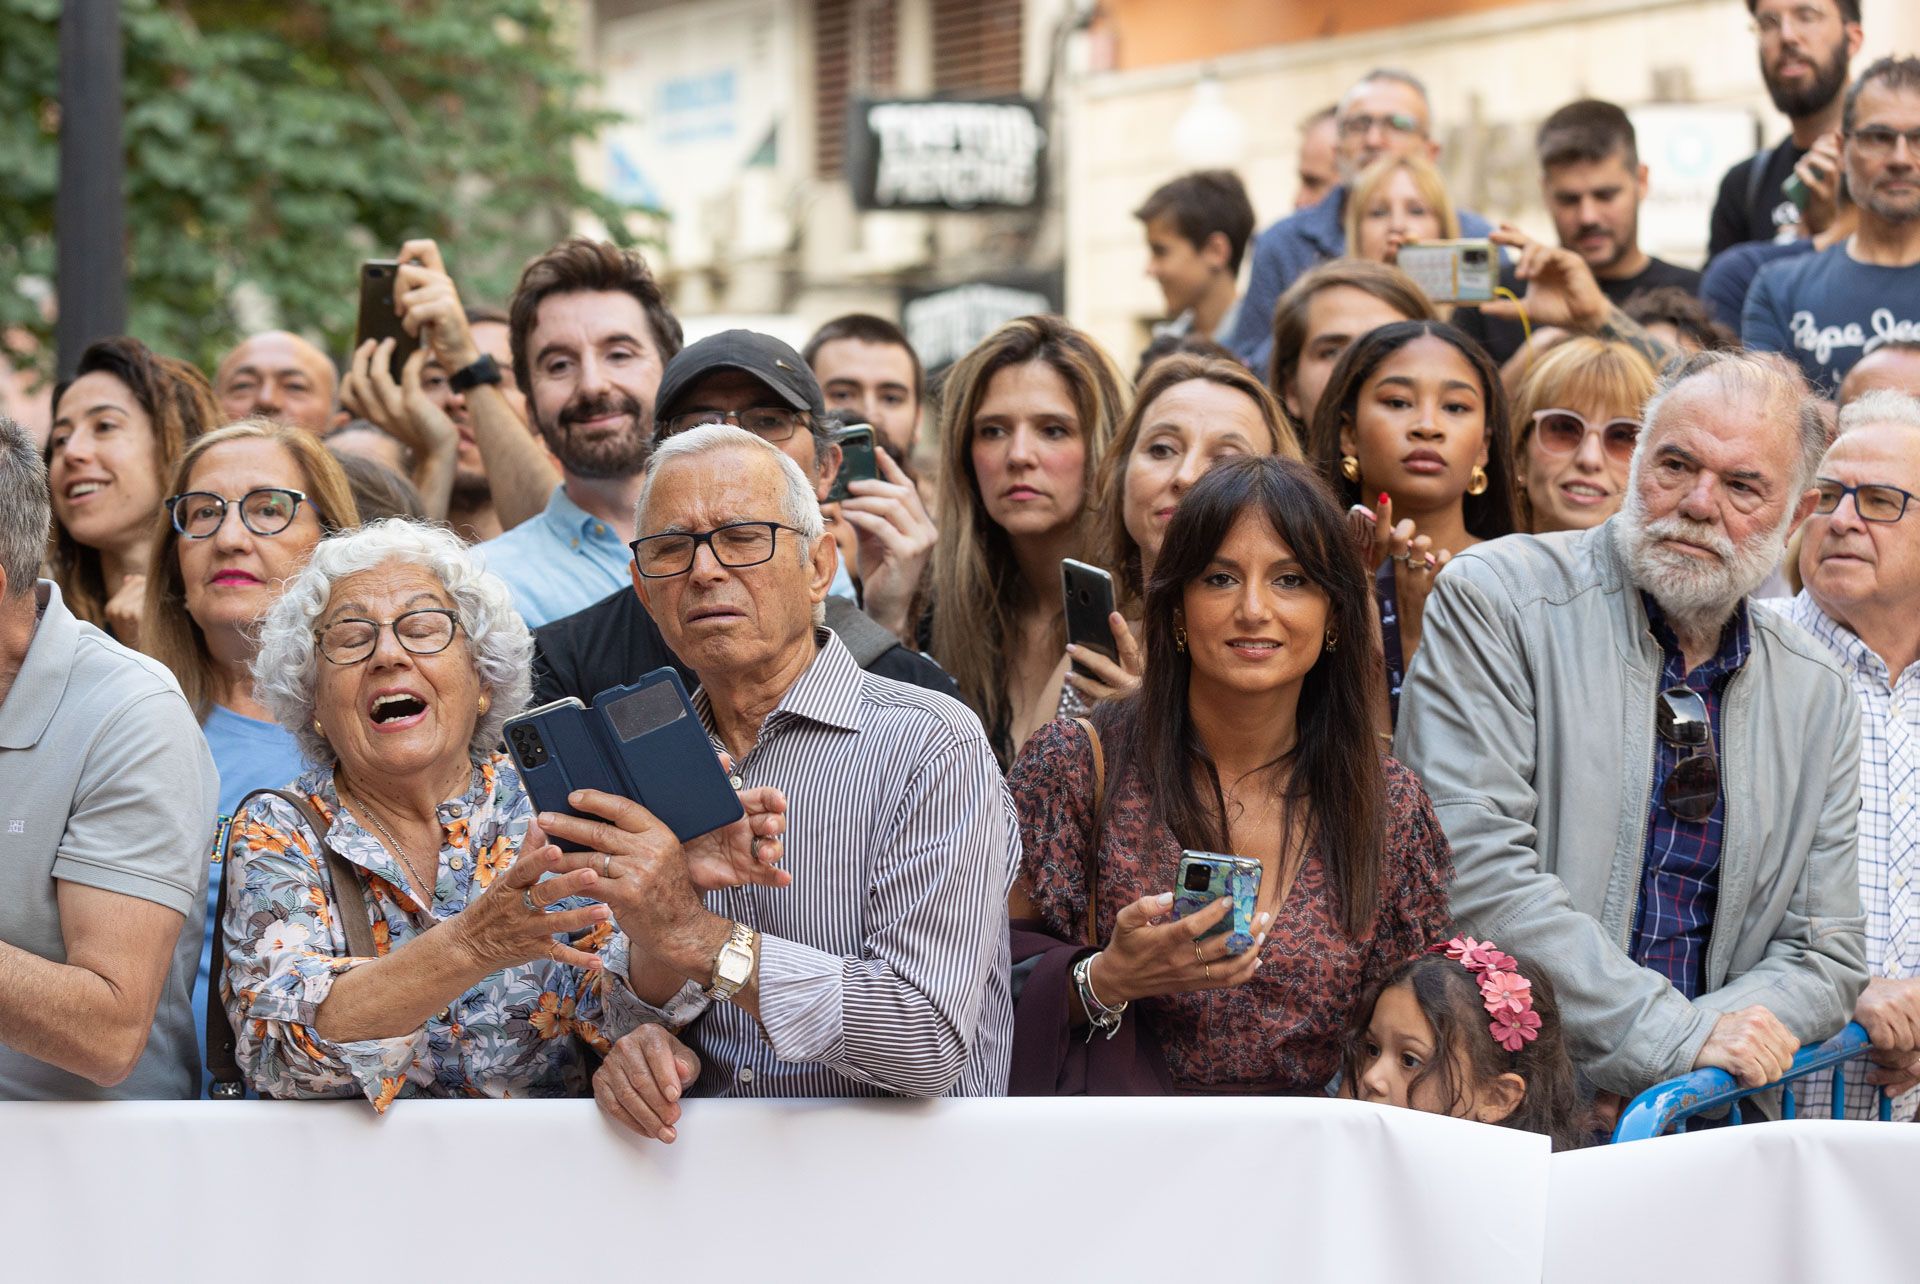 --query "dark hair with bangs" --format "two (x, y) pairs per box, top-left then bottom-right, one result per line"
(1307, 320), (1518, 541)
(1344, 950), (1591, 1152)
(1114, 454), (1384, 936)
